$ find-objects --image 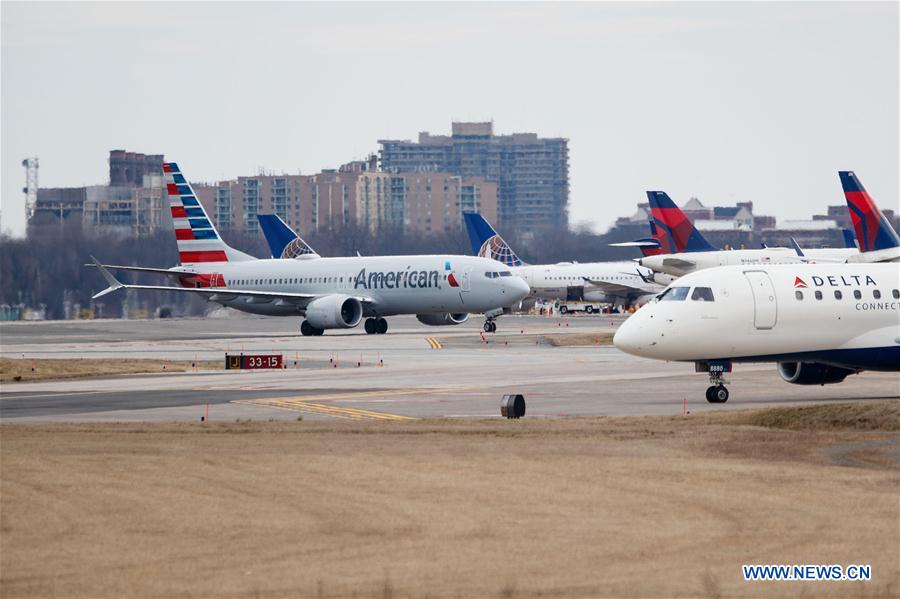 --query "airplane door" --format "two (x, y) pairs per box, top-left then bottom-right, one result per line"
(461, 270), (471, 292)
(743, 271), (777, 329)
